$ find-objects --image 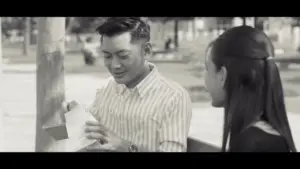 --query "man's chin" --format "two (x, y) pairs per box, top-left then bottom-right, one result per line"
(113, 77), (127, 84)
